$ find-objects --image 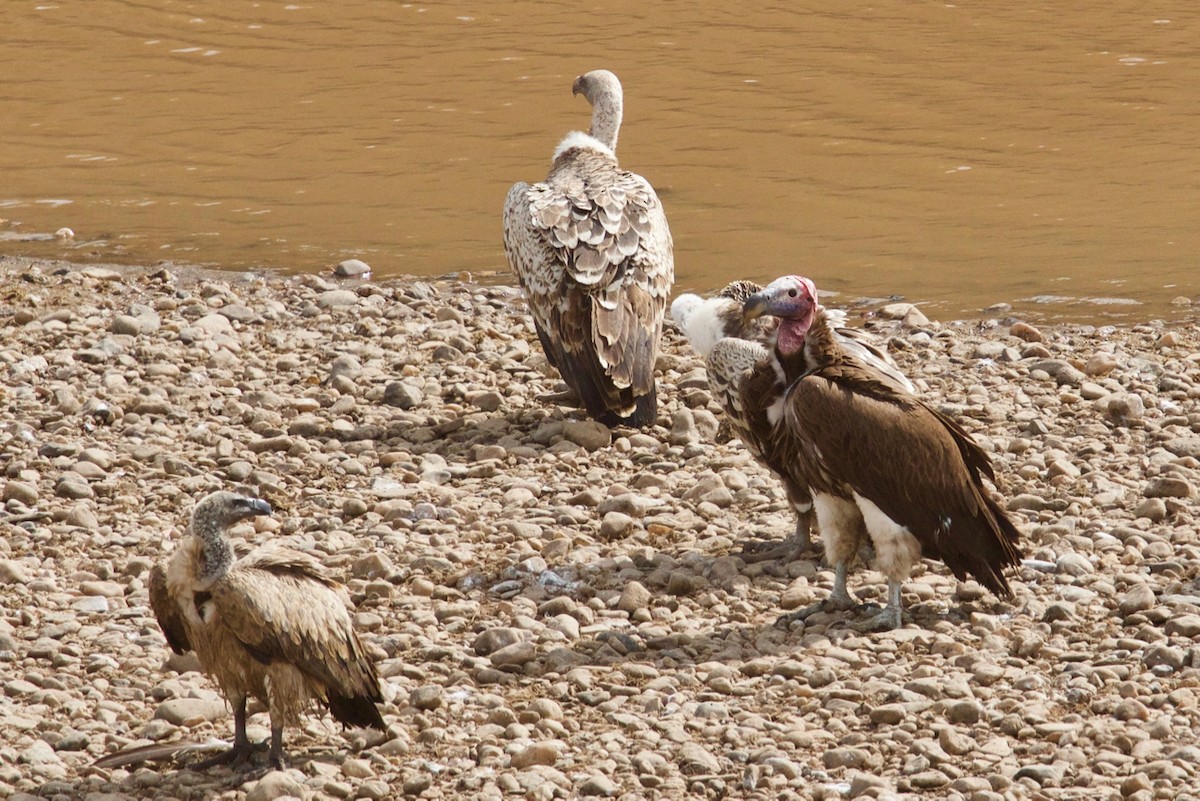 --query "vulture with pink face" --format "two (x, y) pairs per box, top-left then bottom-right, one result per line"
(504, 69), (674, 427)
(740, 276), (1022, 629)
(671, 280), (913, 556)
